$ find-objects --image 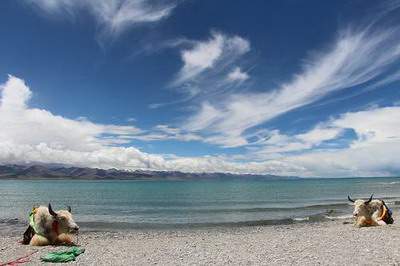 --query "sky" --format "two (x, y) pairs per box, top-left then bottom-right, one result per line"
(1, 0), (400, 177)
